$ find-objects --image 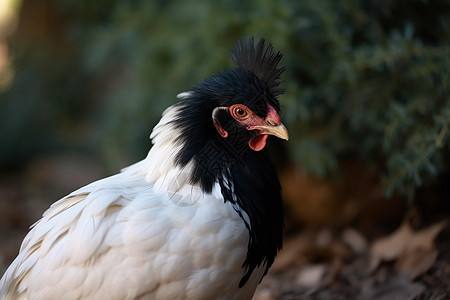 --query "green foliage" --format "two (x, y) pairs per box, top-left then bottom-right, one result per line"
(1, 0), (449, 197)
